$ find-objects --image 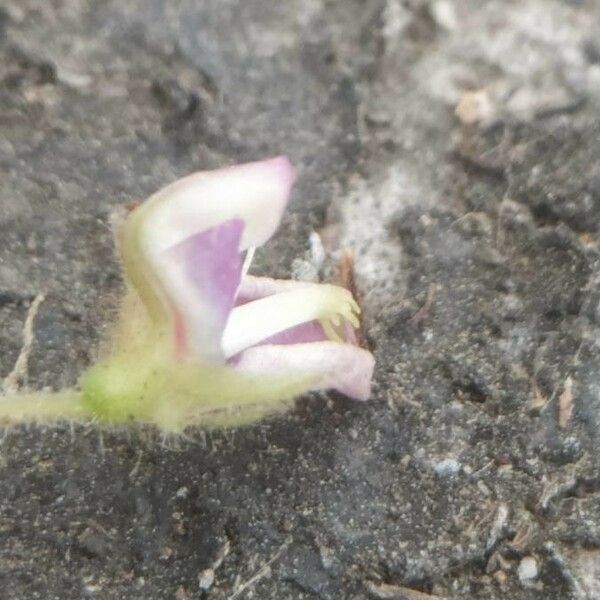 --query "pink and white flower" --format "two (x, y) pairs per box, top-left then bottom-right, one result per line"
(121, 156), (374, 395)
(0, 157), (375, 431)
